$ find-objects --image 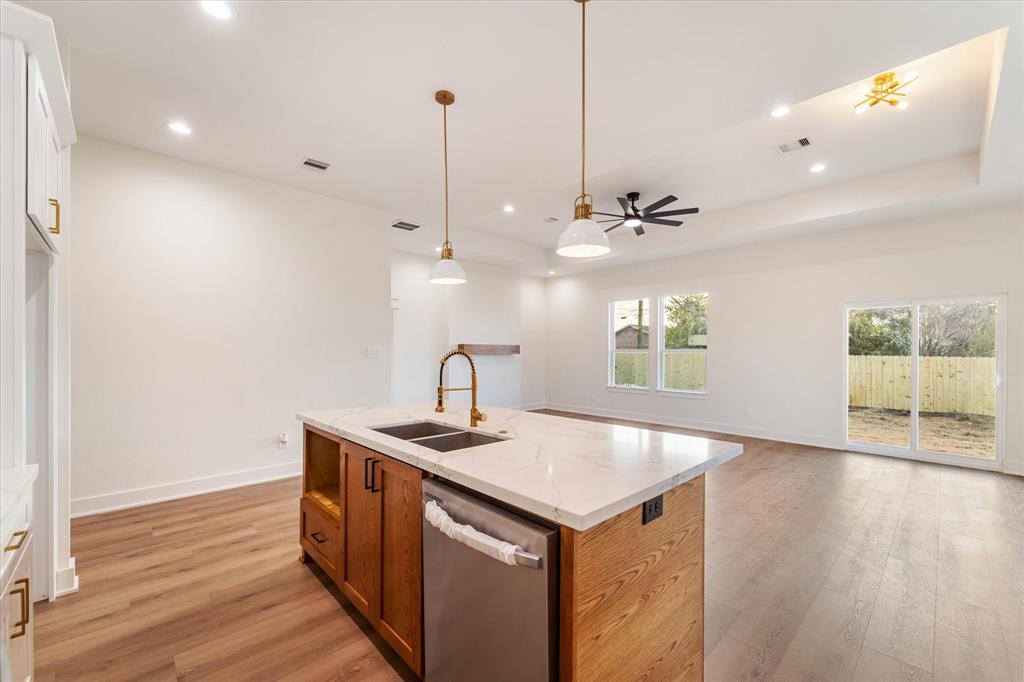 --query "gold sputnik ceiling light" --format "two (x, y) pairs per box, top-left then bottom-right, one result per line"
(854, 70), (918, 113)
